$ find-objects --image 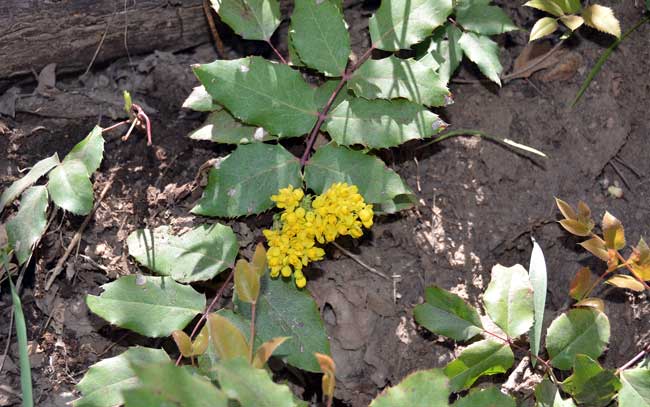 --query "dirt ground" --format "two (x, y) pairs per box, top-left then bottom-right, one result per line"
(1, 1), (649, 406)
